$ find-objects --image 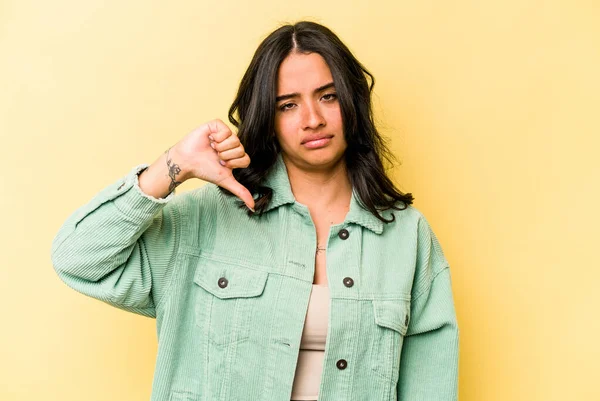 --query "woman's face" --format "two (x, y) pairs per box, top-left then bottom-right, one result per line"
(274, 52), (347, 172)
